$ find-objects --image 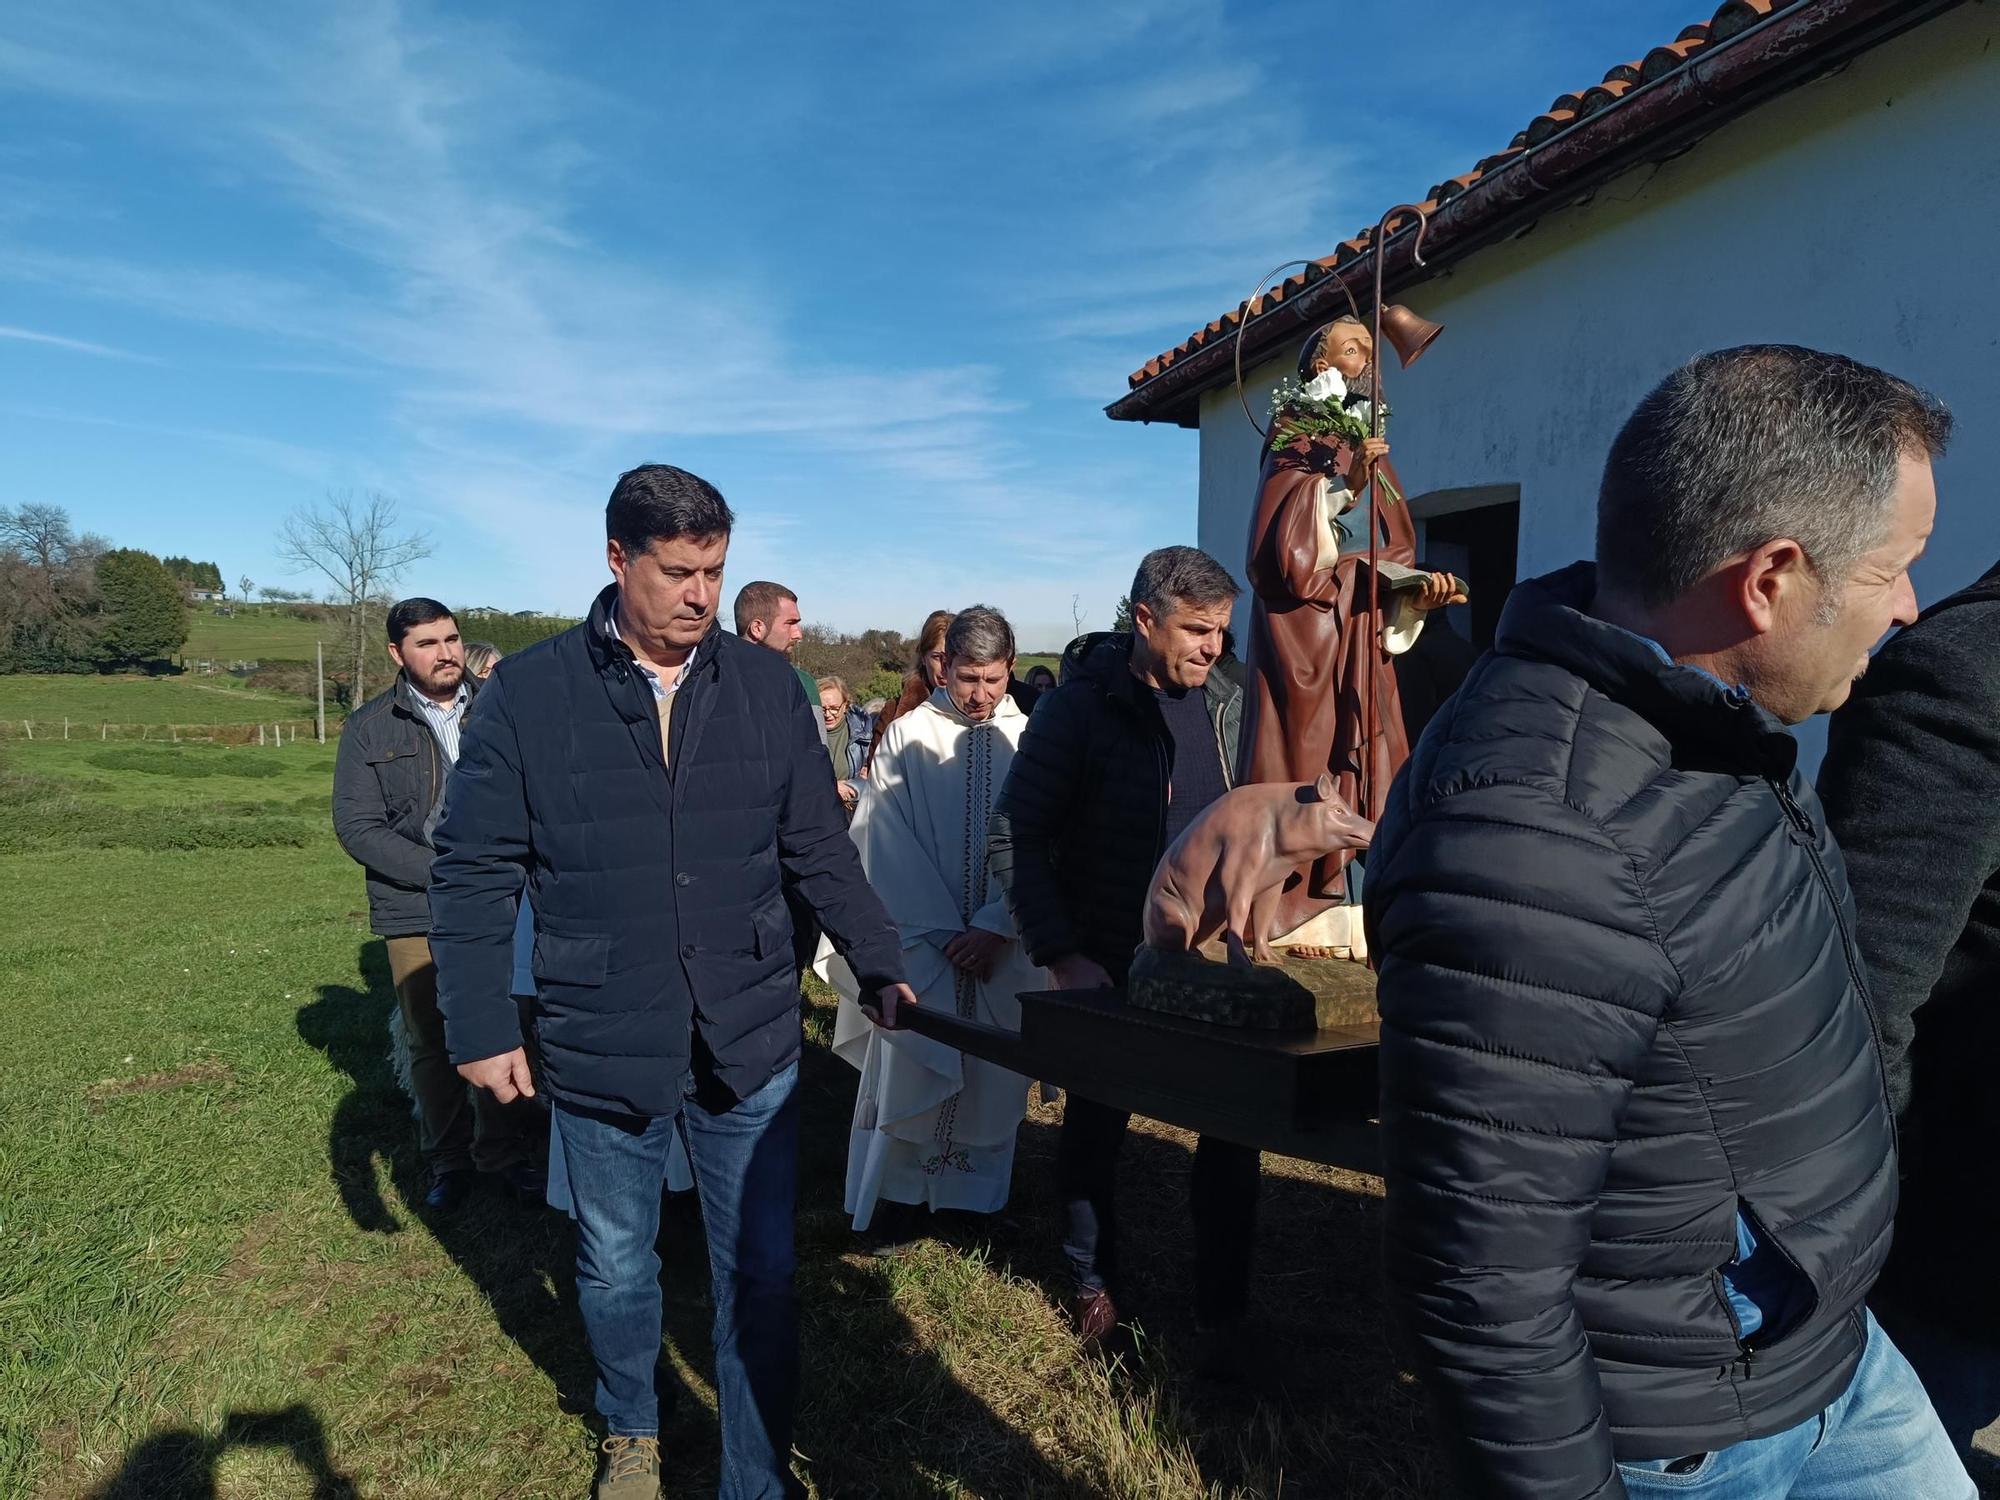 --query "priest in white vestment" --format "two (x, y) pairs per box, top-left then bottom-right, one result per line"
(819, 606), (1042, 1230)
